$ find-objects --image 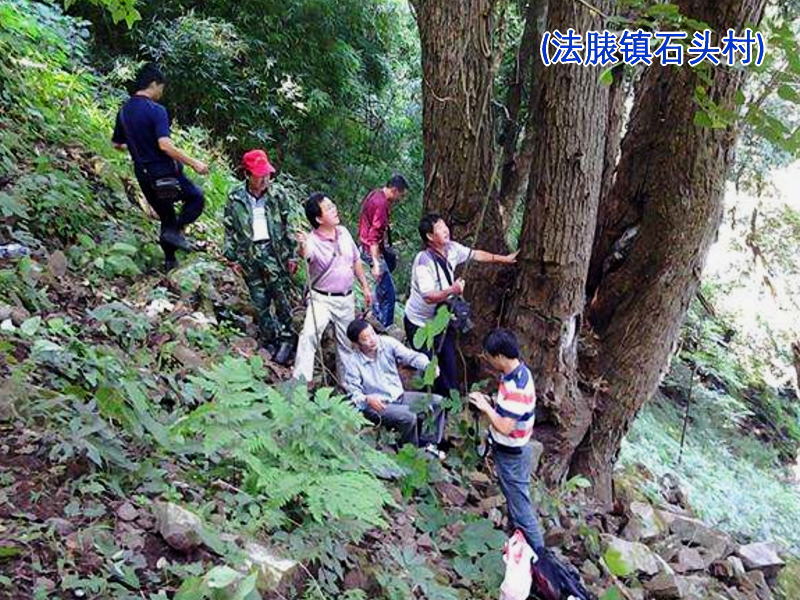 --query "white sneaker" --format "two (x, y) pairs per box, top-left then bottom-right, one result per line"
(423, 443), (446, 460)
